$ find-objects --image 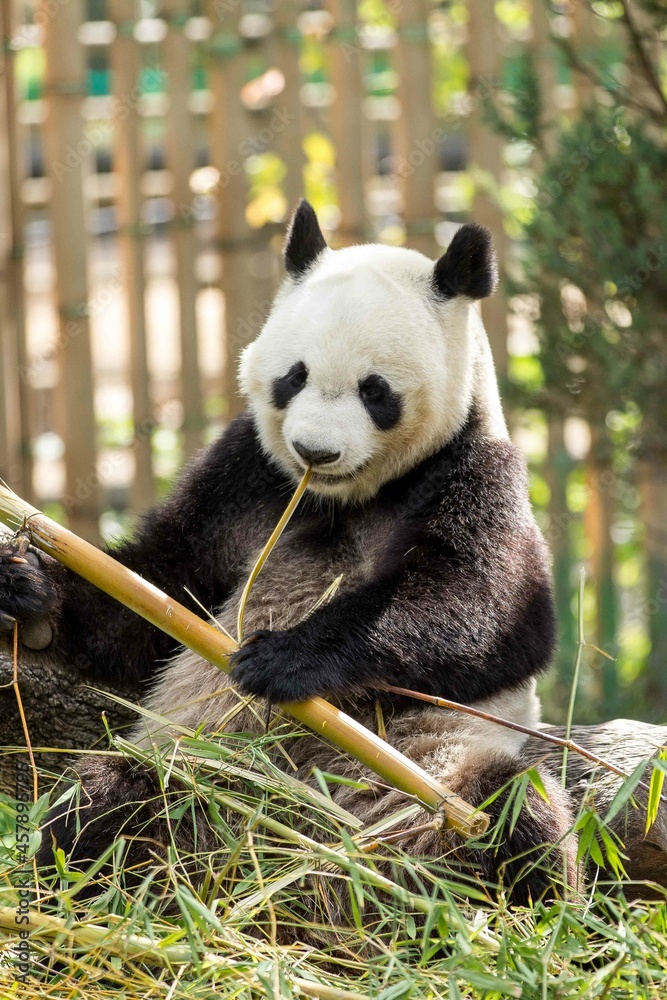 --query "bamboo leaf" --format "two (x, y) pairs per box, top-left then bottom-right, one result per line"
(645, 749), (667, 834)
